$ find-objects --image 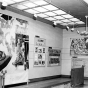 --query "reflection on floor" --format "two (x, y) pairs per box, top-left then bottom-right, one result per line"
(5, 78), (88, 88)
